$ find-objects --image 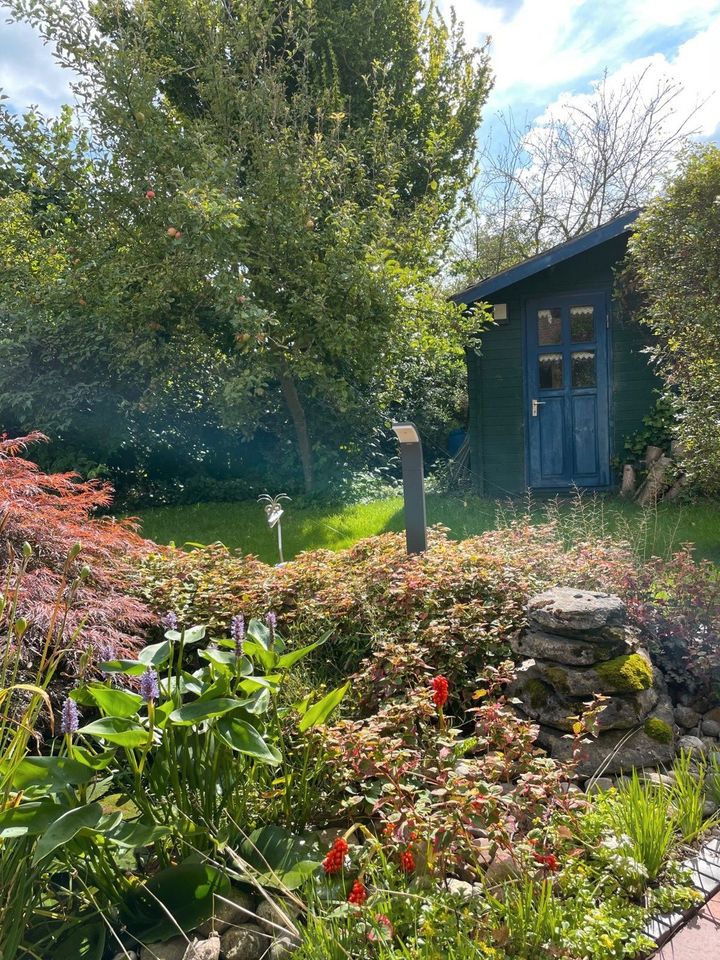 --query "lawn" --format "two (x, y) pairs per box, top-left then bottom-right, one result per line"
(134, 492), (720, 565)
